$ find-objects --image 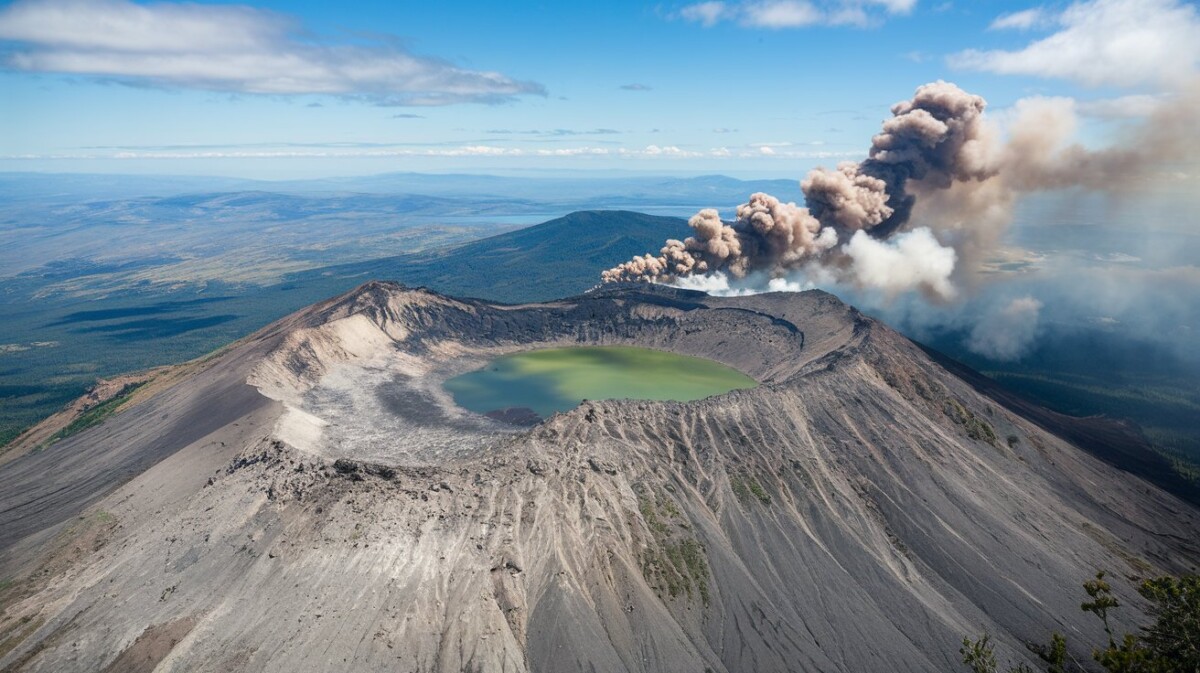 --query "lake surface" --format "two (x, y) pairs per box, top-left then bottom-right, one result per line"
(444, 346), (757, 424)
